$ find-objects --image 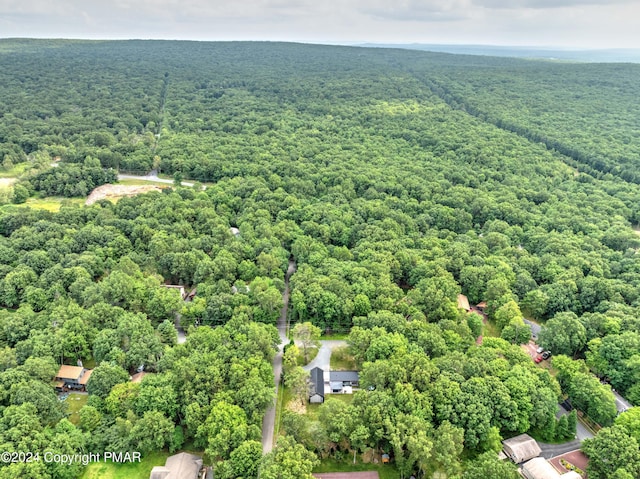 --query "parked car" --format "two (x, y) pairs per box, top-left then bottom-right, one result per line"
(542, 351), (551, 360)
(535, 355), (543, 363)
(536, 346), (544, 353)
